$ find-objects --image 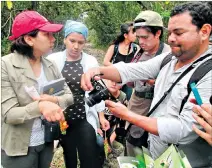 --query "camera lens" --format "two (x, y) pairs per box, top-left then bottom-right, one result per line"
(96, 85), (101, 90)
(84, 97), (96, 107)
